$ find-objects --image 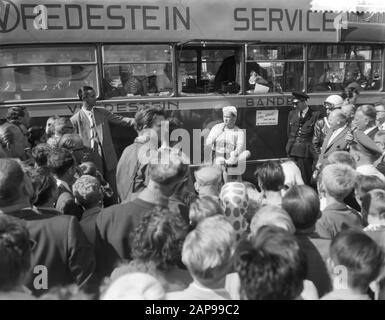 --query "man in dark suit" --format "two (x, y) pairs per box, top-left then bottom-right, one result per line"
(48, 148), (83, 220)
(317, 109), (351, 169)
(70, 86), (135, 201)
(286, 92), (321, 185)
(0, 159), (98, 296)
(353, 104), (378, 140)
(95, 148), (189, 279)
